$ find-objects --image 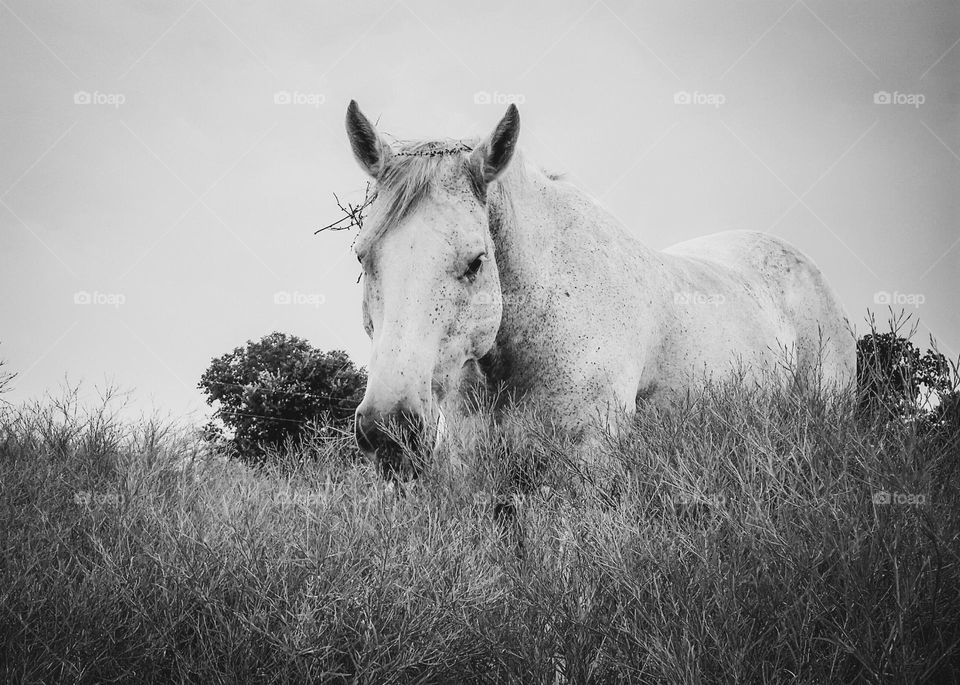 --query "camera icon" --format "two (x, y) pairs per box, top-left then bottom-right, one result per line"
(74, 91), (91, 105)
(873, 91), (891, 105)
(473, 91), (491, 105)
(872, 490), (891, 505)
(673, 90), (692, 105)
(873, 290), (891, 305)
(273, 291), (292, 305)
(73, 291), (91, 305)
(273, 91), (292, 105)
